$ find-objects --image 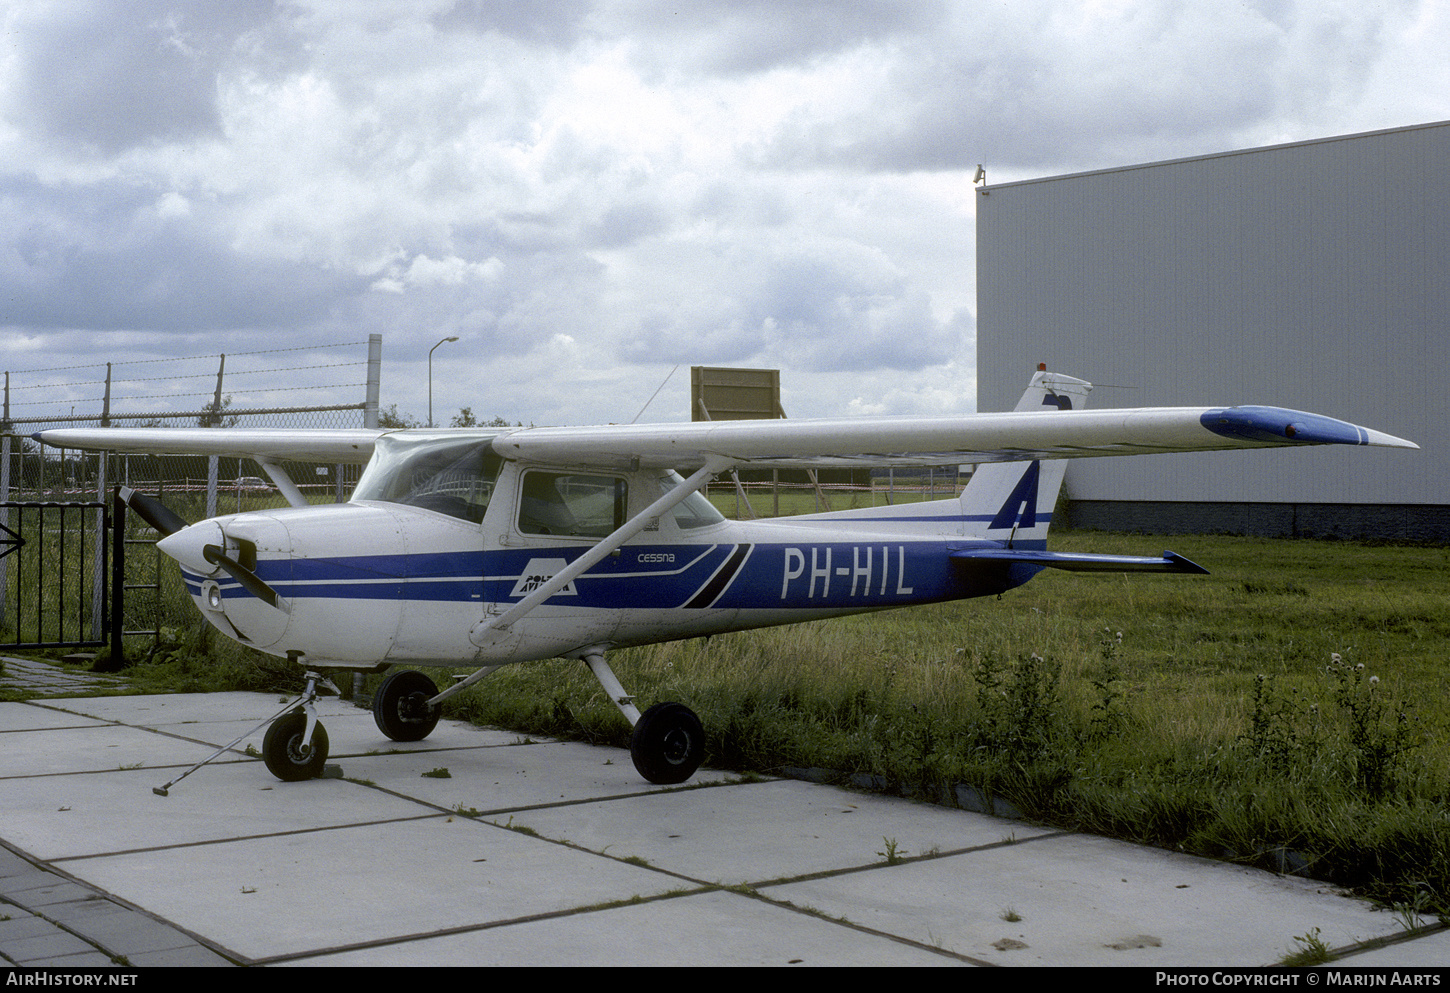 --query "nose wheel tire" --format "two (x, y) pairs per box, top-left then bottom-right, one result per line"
(373, 670), (443, 742)
(262, 711), (330, 782)
(631, 702), (705, 785)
